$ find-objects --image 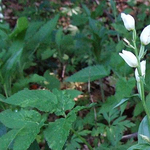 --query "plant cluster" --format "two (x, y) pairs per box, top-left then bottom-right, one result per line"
(0, 0), (150, 150)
